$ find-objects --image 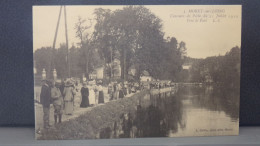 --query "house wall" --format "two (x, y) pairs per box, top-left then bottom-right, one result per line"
(114, 65), (121, 77)
(182, 65), (191, 70)
(140, 76), (152, 82)
(96, 67), (104, 79)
